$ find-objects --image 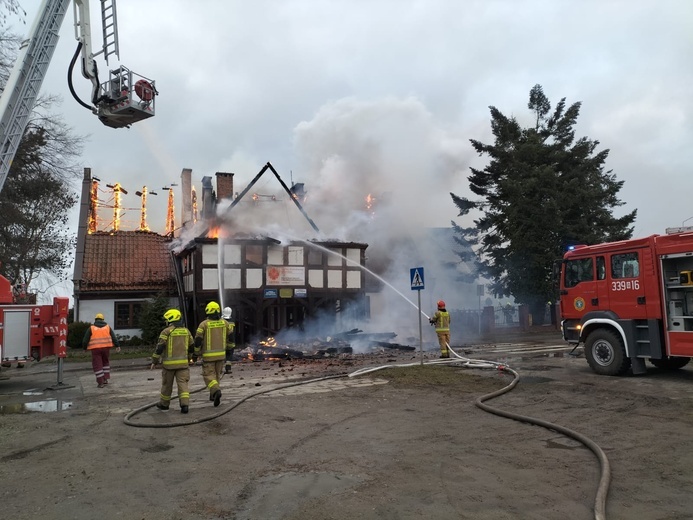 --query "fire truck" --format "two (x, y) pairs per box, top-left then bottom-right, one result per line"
(0, 274), (69, 370)
(560, 230), (693, 376)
